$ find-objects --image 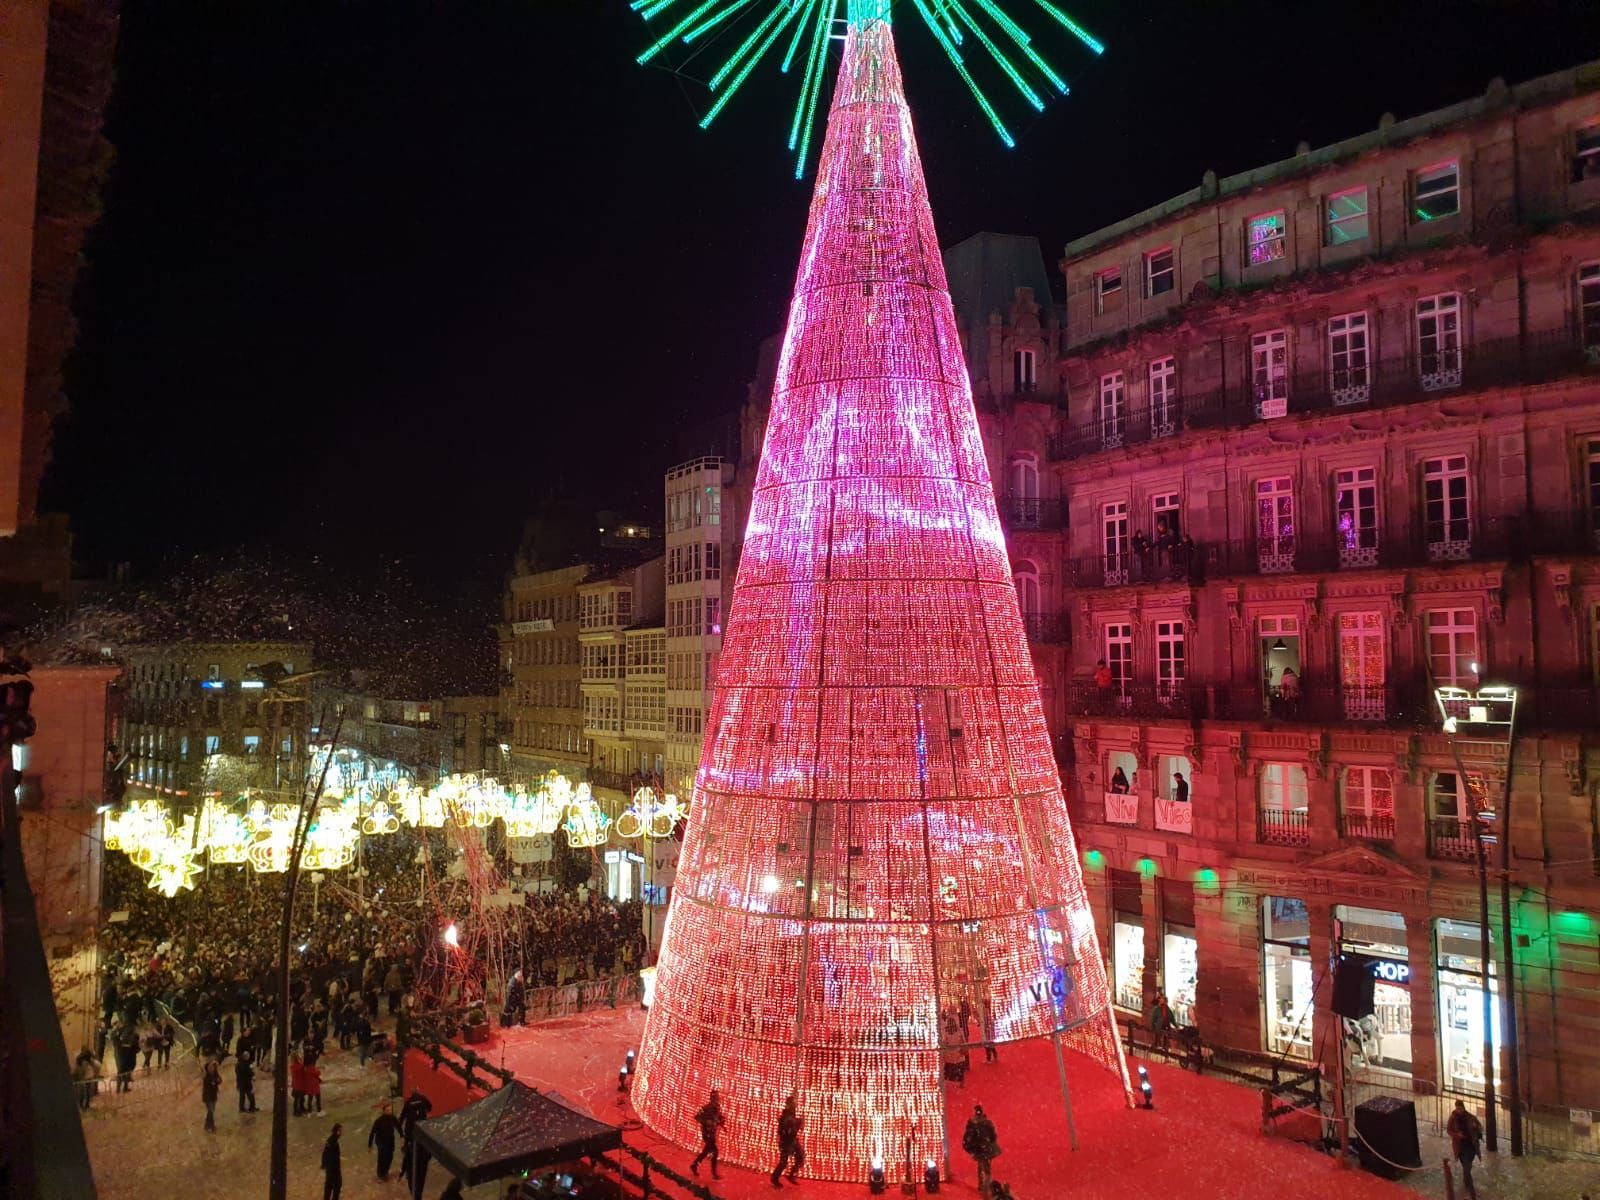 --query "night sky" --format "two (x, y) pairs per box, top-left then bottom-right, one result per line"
(42, 0), (1600, 606)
